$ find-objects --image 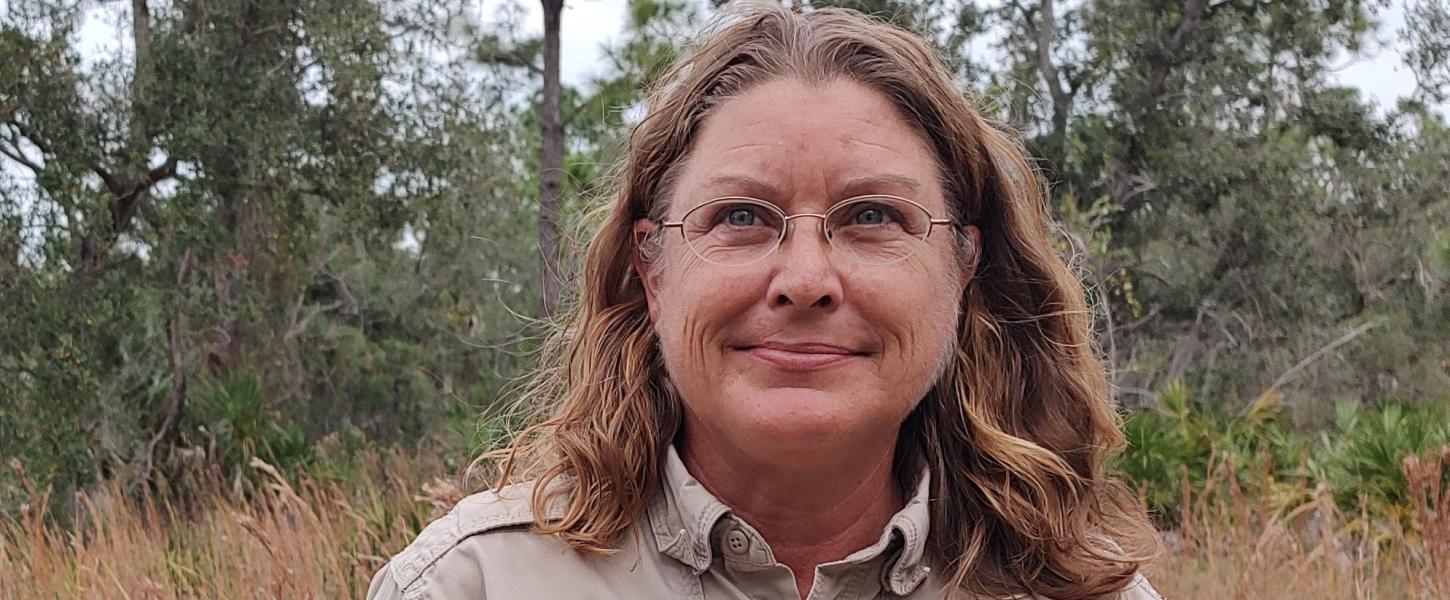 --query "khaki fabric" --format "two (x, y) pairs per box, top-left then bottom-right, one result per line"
(367, 446), (1162, 600)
